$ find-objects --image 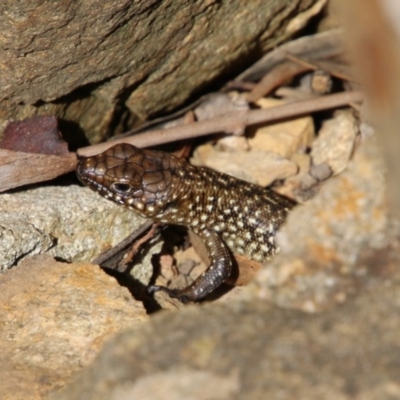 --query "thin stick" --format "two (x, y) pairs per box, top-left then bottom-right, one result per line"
(285, 52), (355, 82)
(284, 52), (318, 70)
(246, 62), (309, 102)
(78, 91), (364, 157)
